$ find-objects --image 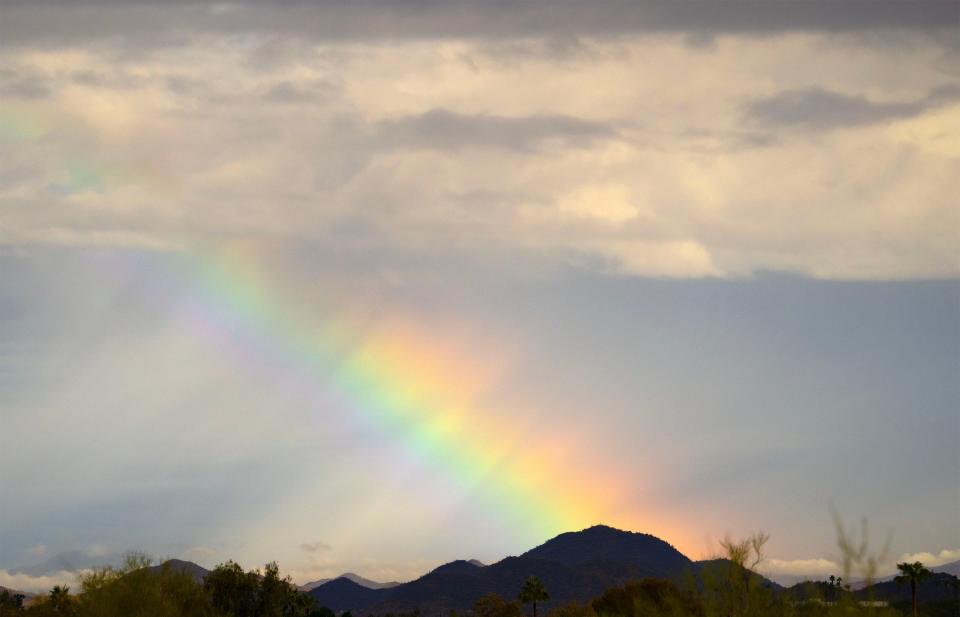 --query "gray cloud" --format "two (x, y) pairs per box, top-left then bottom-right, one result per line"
(375, 109), (617, 152)
(300, 541), (332, 553)
(264, 80), (340, 104)
(0, 69), (50, 99)
(746, 83), (960, 130)
(0, 1), (954, 50)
